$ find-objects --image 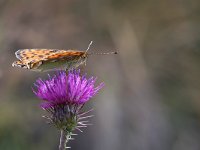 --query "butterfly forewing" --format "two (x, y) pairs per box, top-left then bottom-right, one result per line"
(12, 49), (86, 71)
(16, 49), (60, 63)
